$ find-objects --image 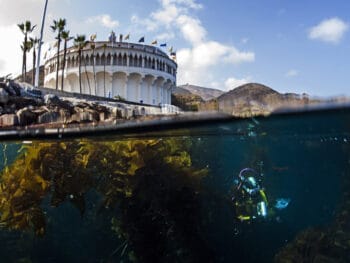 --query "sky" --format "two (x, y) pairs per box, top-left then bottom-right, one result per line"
(0, 0), (349, 96)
